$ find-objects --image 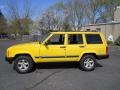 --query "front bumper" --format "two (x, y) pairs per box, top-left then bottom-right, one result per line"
(5, 57), (13, 64)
